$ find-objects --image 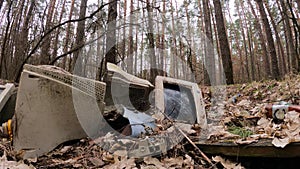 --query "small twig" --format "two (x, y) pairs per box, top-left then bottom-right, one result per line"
(159, 109), (213, 166)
